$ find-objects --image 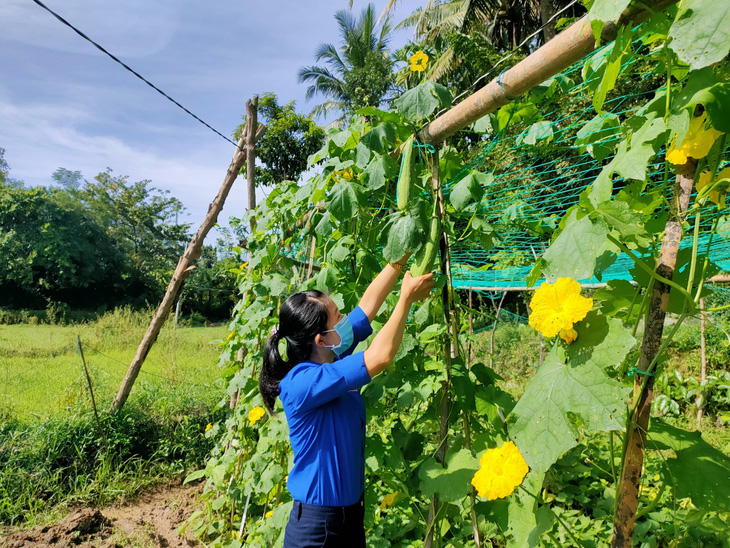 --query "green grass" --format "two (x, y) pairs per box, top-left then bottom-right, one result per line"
(0, 308), (230, 527)
(0, 307), (227, 418)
